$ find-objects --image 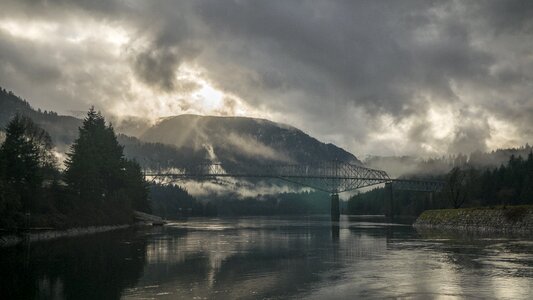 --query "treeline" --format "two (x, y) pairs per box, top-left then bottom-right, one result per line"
(456, 153), (533, 207)
(150, 184), (216, 218)
(0, 87), (82, 148)
(1, 86), (209, 170)
(348, 153), (533, 216)
(0, 109), (150, 229)
(347, 187), (444, 217)
(365, 144), (533, 178)
(148, 186), (331, 218)
(209, 191), (330, 216)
